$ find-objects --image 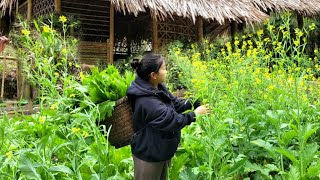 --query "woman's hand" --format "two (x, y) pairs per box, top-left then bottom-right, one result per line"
(194, 104), (210, 115)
